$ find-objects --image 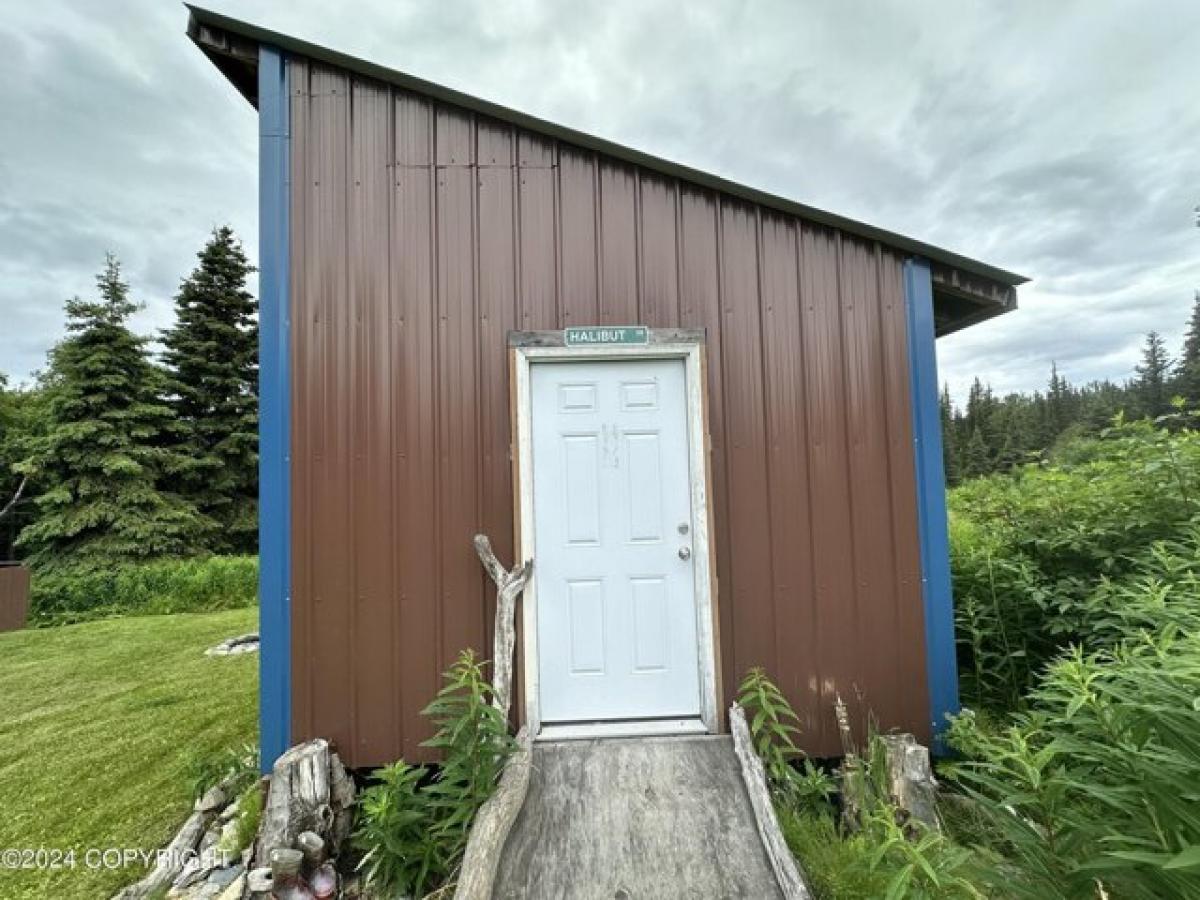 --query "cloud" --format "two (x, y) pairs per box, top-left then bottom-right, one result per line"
(0, 0), (256, 382)
(0, 0), (1197, 407)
